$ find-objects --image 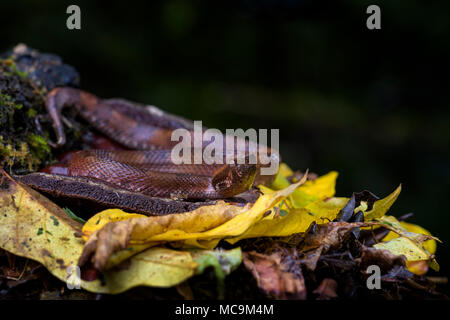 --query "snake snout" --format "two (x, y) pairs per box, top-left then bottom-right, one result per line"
(212, 163), (257, 198)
